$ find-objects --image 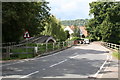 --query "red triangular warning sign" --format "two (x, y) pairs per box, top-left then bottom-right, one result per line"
(24, 31), (30, 38)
